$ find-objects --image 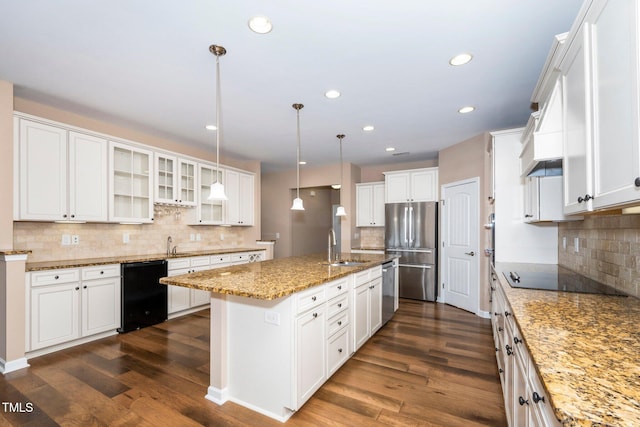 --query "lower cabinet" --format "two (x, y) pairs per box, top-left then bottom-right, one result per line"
(353, 266), (383, 351)
(223, 266), (382, 421)
(491, 272), (561, 427)
(28, 264), (120, 352)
